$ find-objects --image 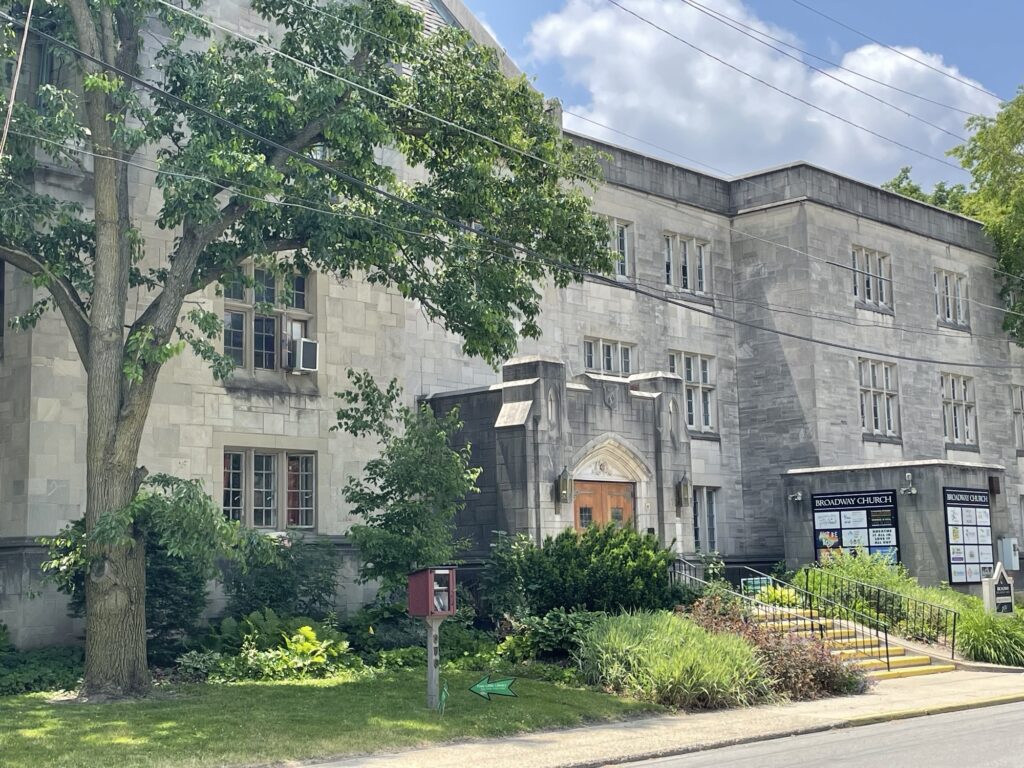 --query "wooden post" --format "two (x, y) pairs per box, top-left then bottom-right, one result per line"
(426, 616), (444, 709)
